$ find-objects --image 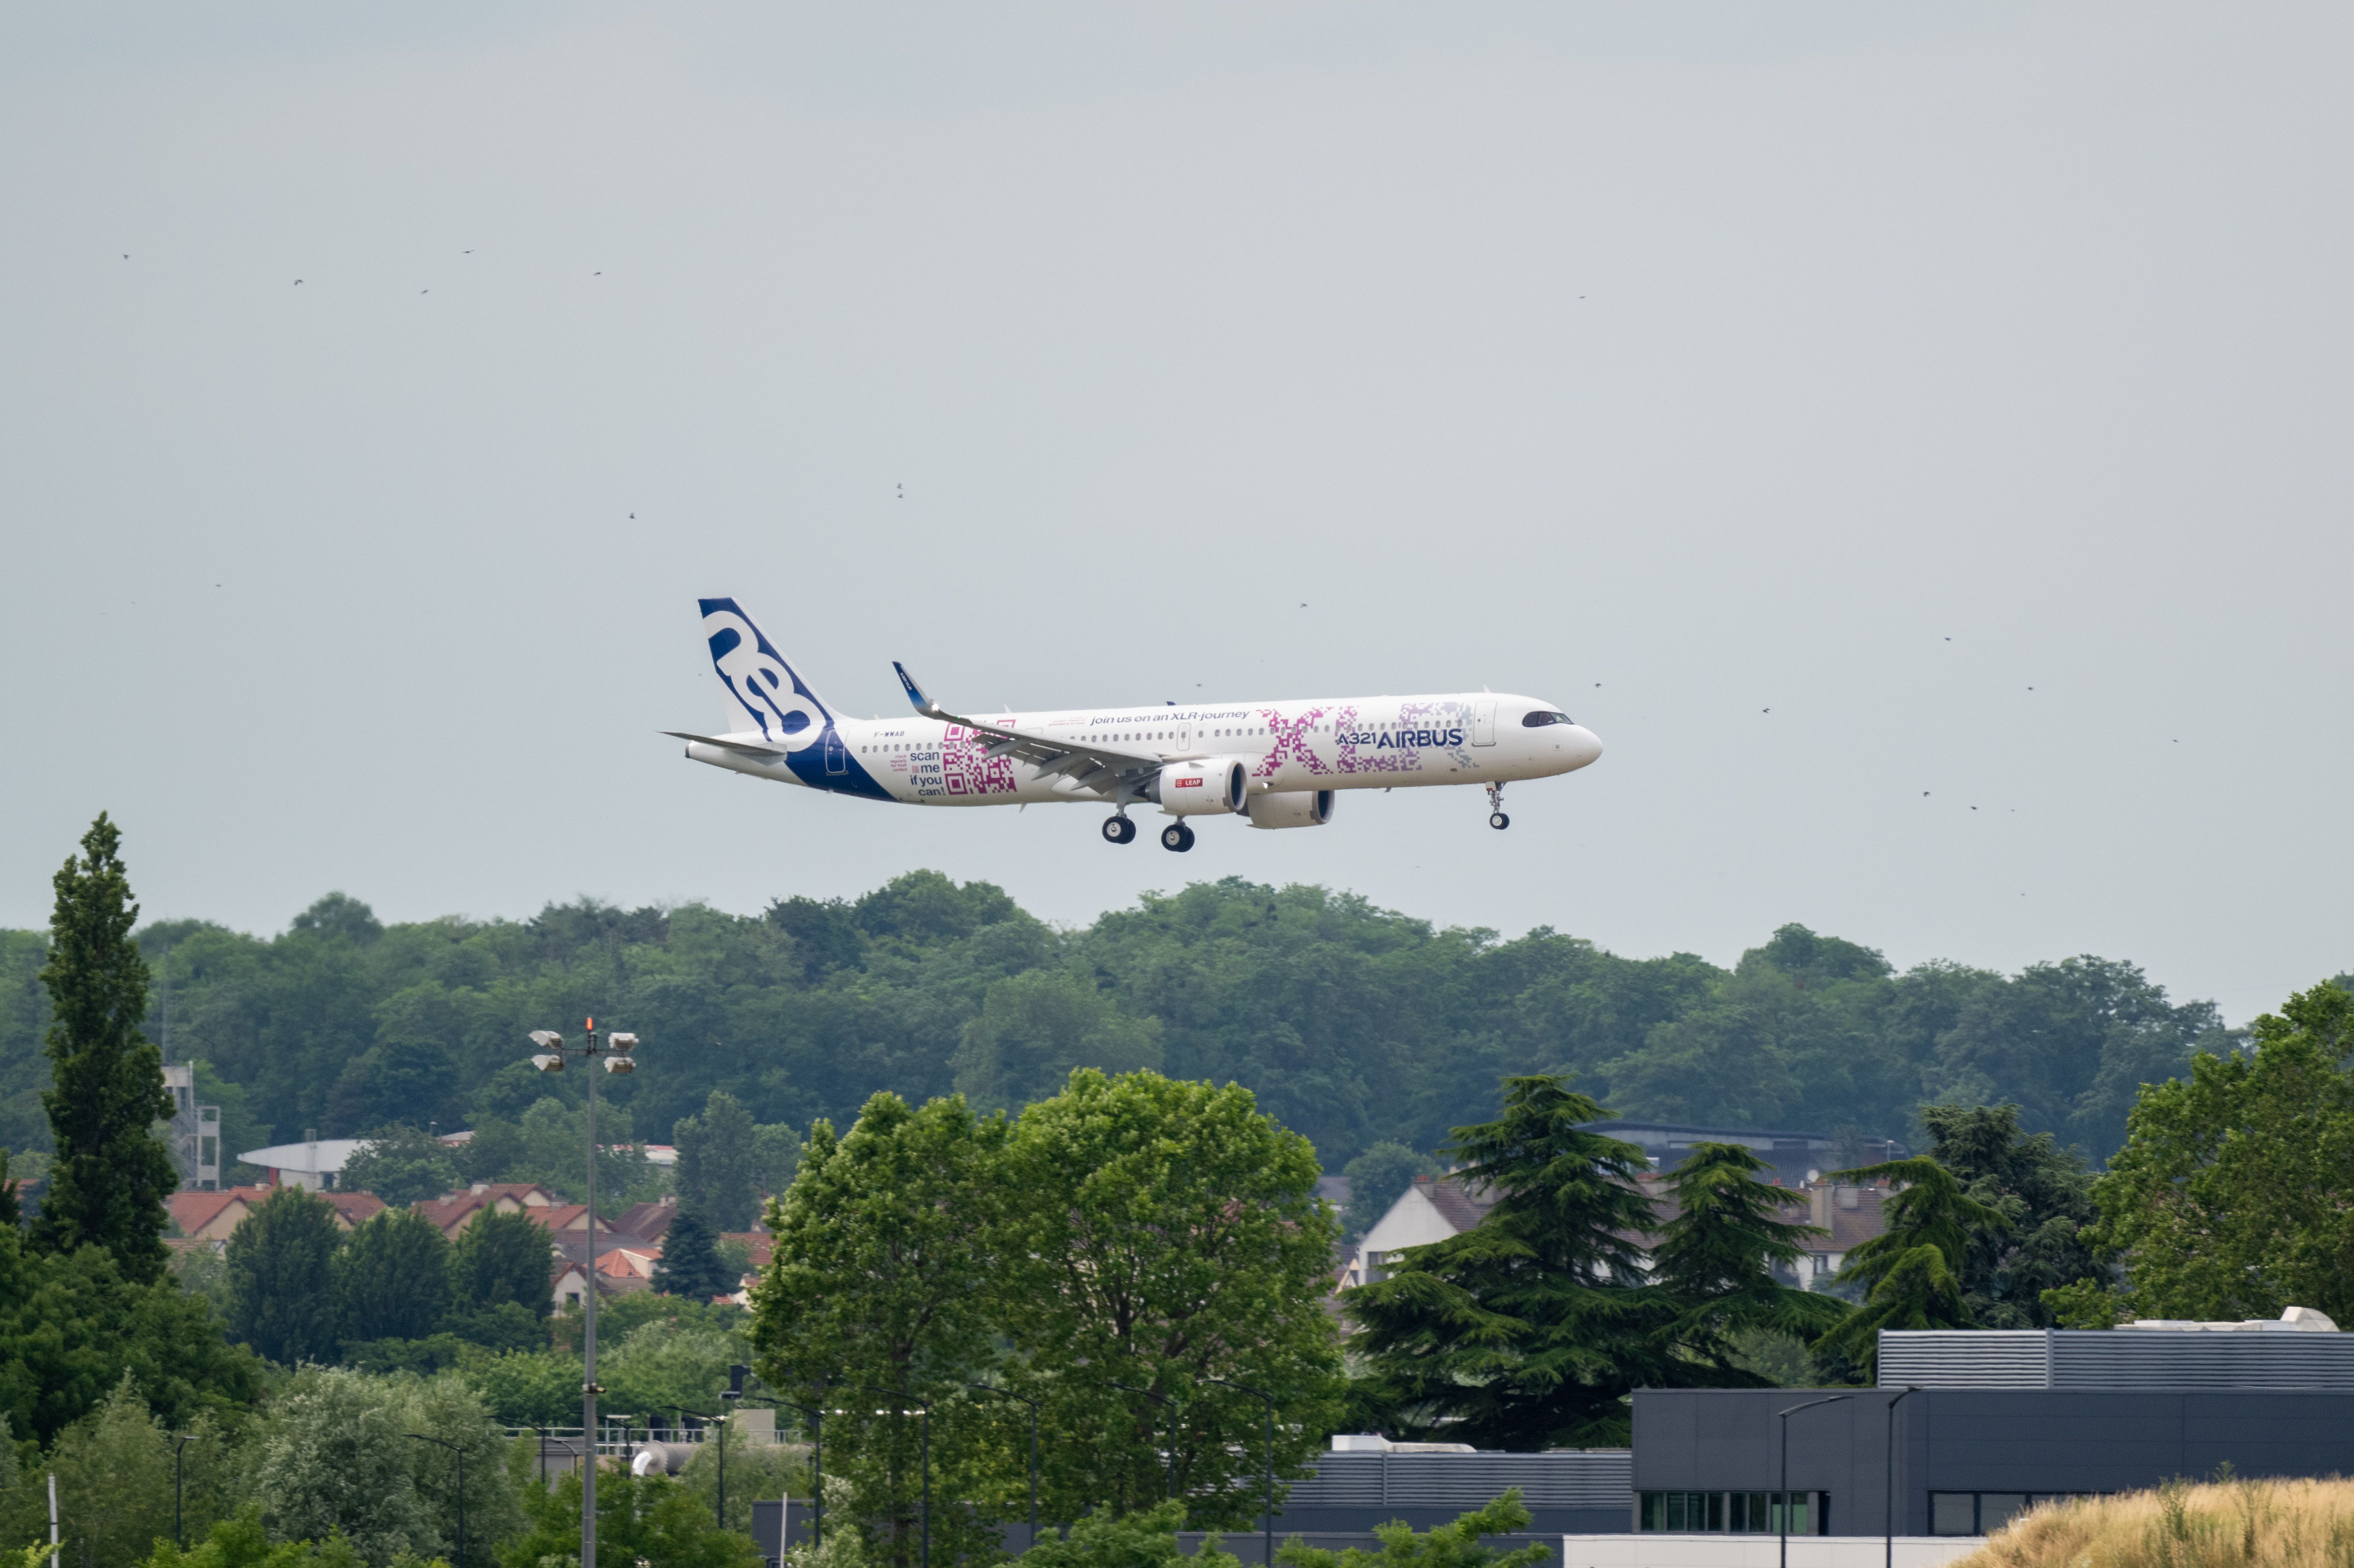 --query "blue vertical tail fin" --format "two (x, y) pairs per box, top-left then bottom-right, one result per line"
(697, 598), (836, 747)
